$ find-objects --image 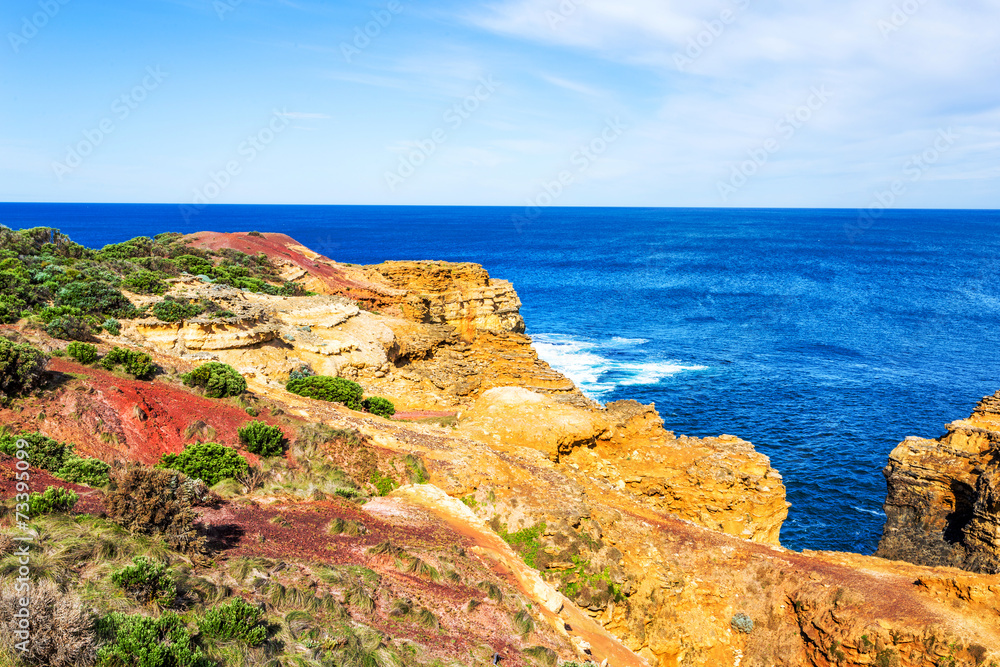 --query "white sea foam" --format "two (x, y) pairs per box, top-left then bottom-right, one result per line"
(531, 333), (706, 398)
(851, 505), (886, 517)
